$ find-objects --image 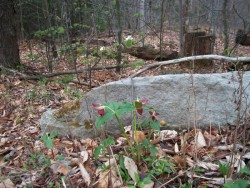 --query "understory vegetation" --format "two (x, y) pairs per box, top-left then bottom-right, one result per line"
(1, 0), (250, 187)
(0, 31), (250, 187)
